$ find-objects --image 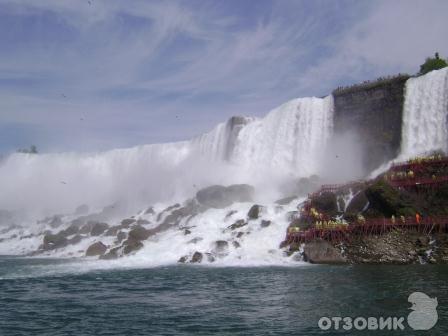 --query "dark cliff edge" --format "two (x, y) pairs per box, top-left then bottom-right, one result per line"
(332, 74), (410, 173)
